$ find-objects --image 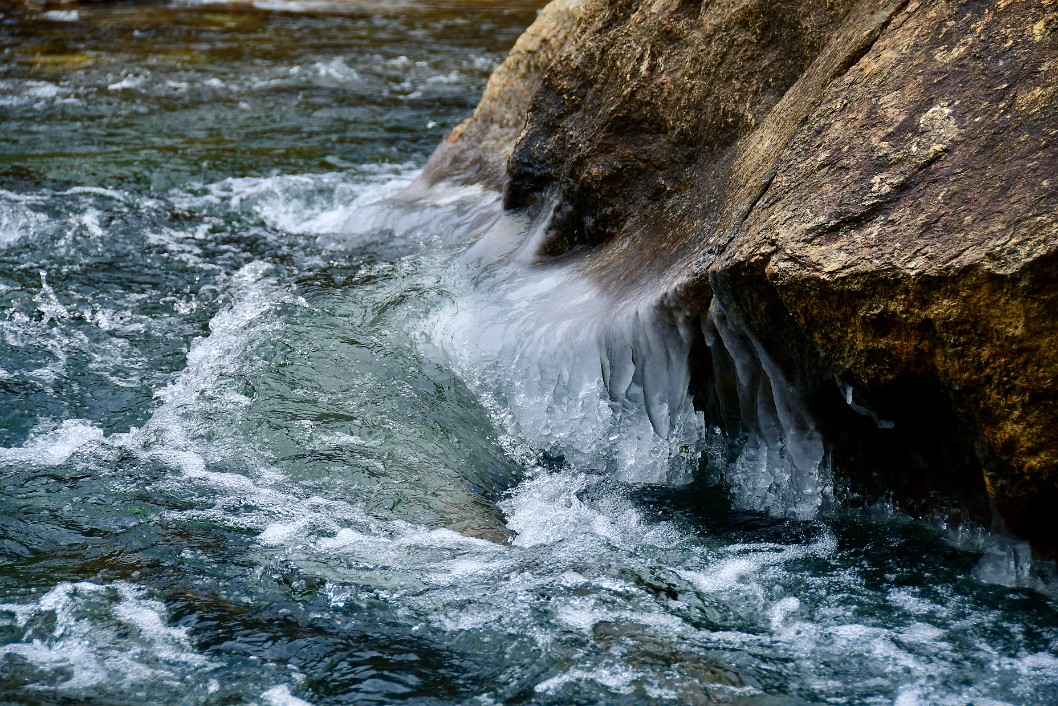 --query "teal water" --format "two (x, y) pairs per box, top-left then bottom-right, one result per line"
(2, 3), (1058, 705)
